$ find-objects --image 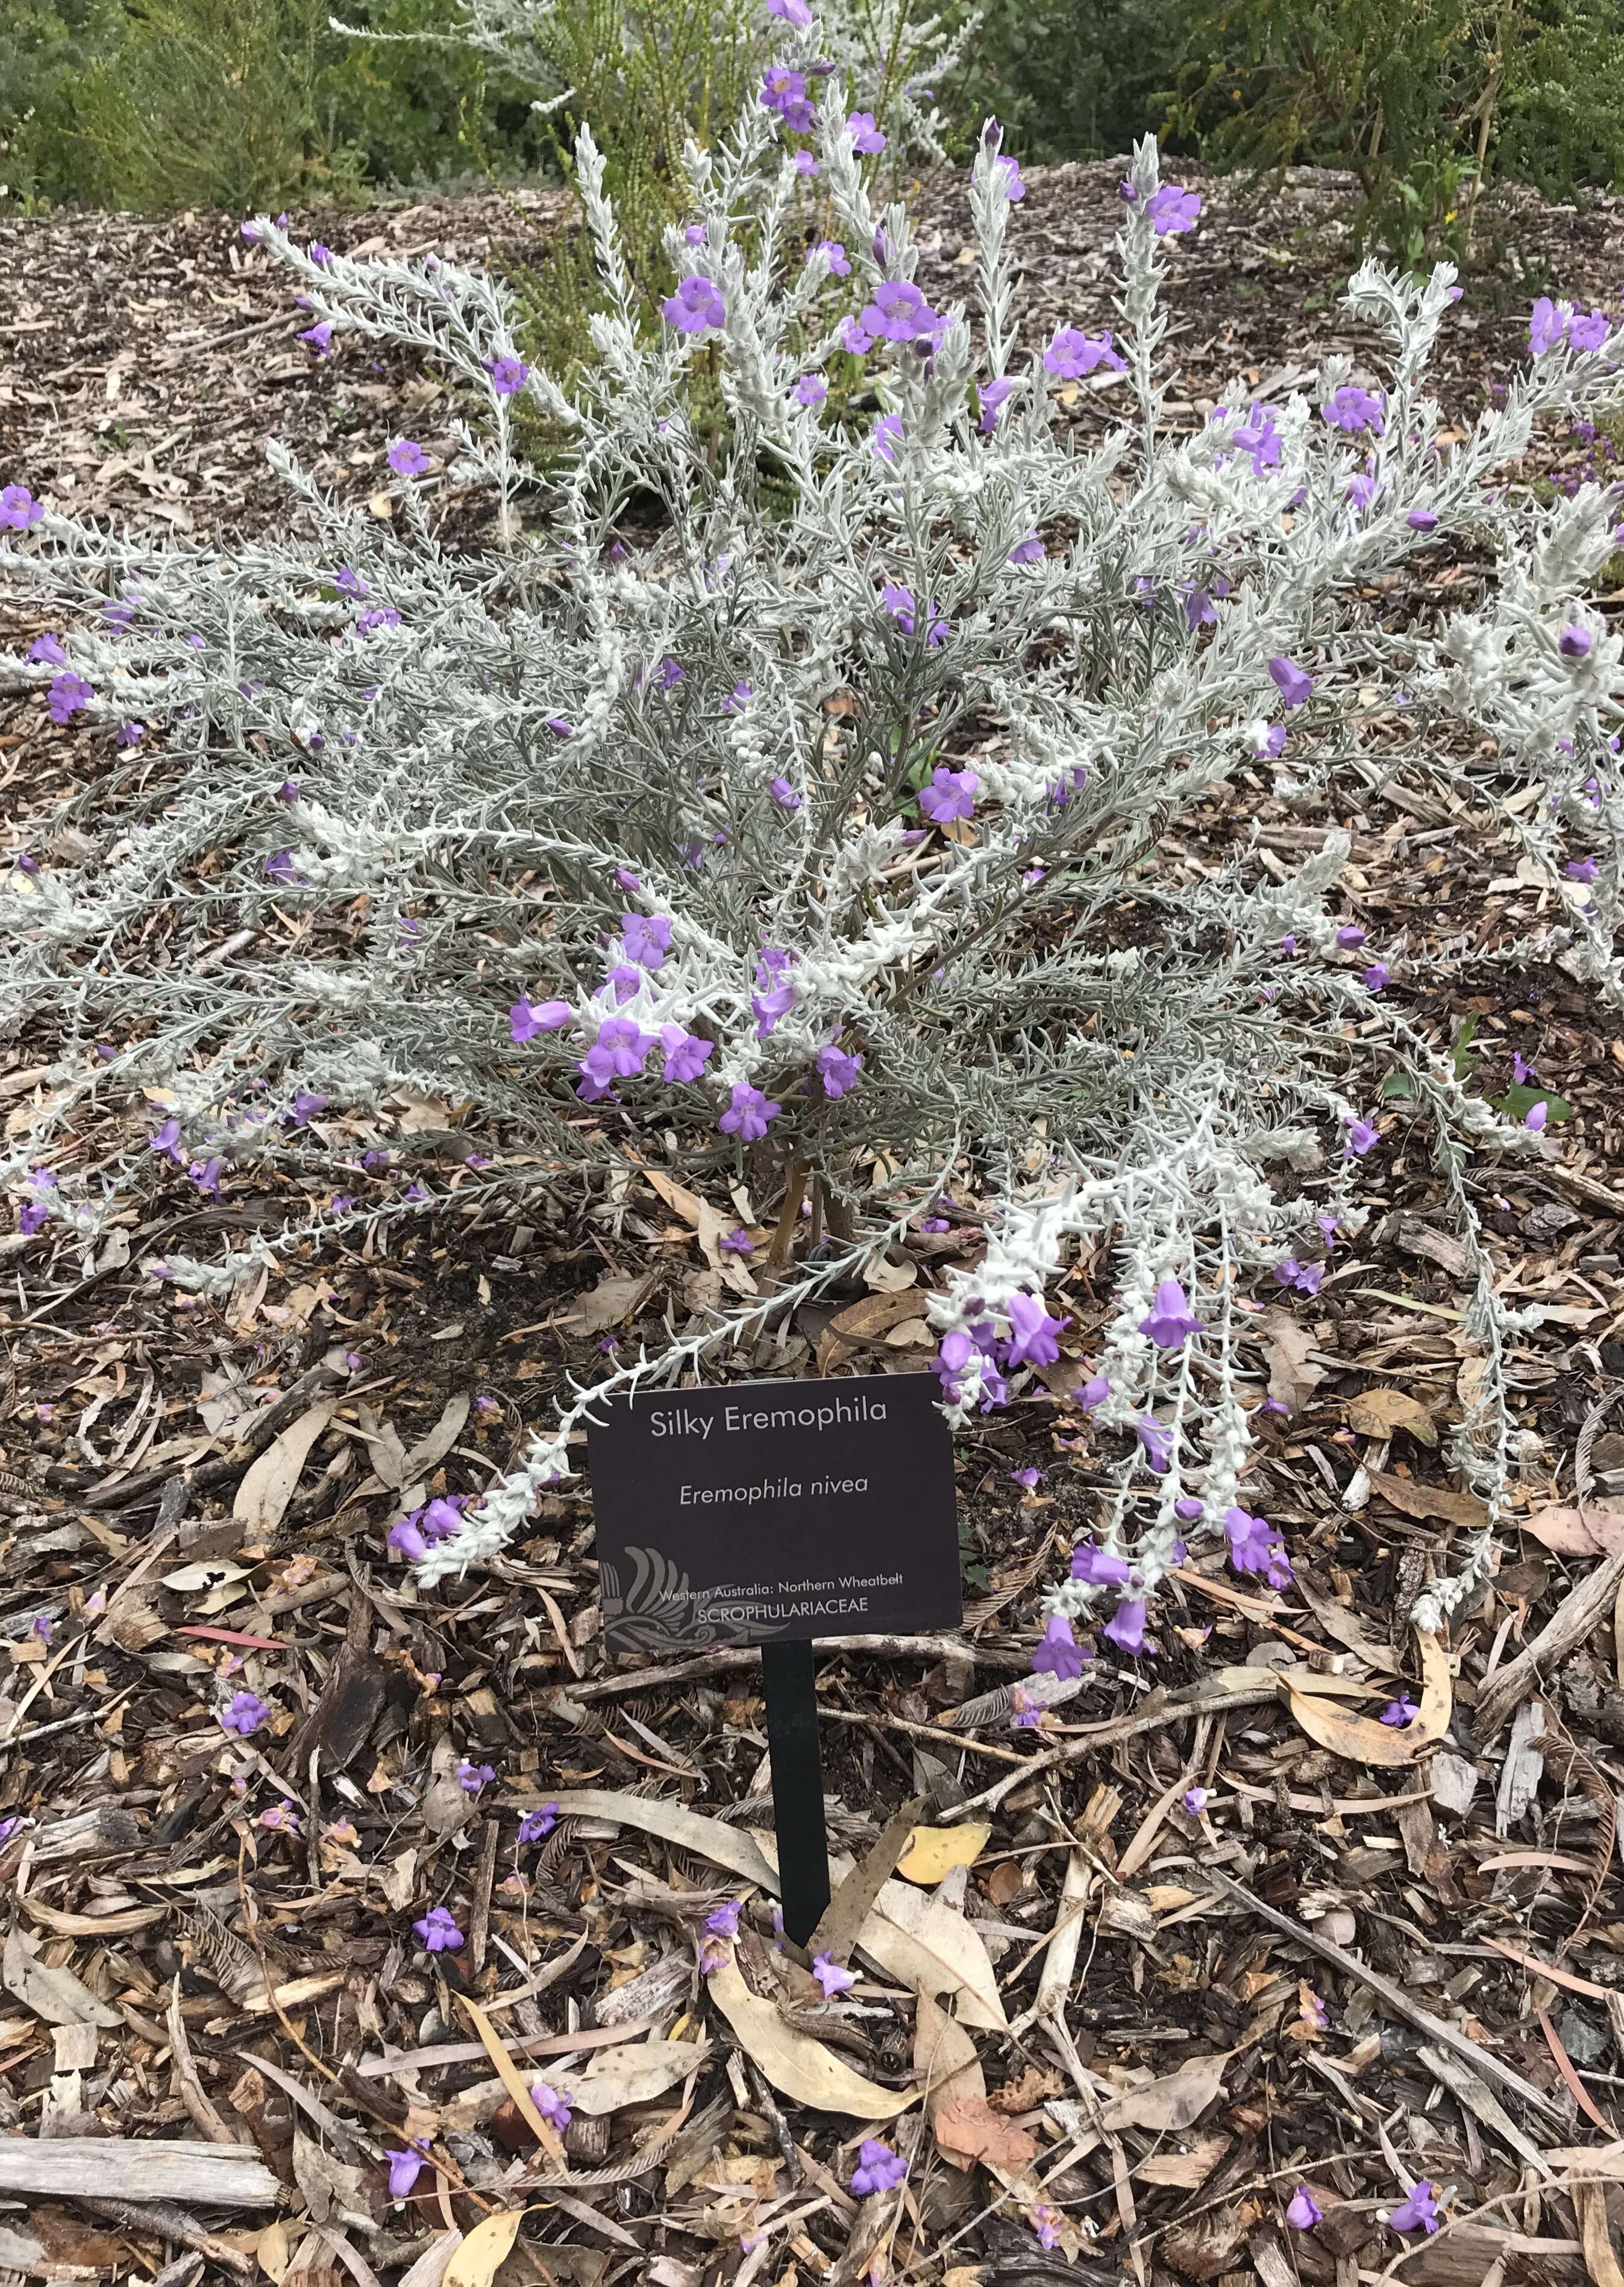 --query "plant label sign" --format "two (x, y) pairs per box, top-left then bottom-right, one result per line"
(589, 1371), (960, 1654)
